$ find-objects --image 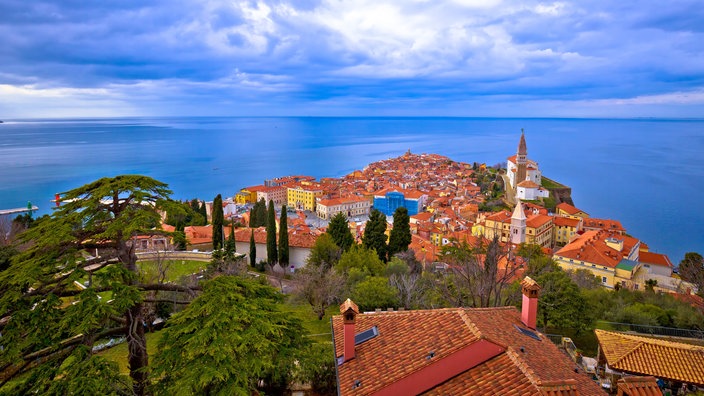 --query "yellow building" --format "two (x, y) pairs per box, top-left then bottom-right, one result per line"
(553, 216), (582, 245)
(553, 230), (642, 289)
(556, 202), (589, 220)
(235, 185), (266, 204)
(478, 207), (553, 248)
(287, 184), (323, 211)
